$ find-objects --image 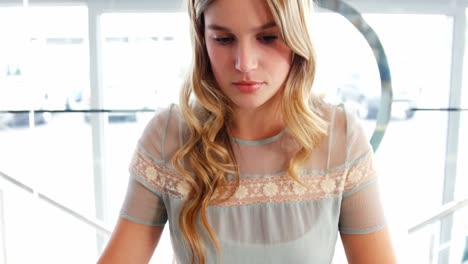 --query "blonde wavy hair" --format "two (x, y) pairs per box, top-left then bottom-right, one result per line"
(172, 0), (328, 263)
